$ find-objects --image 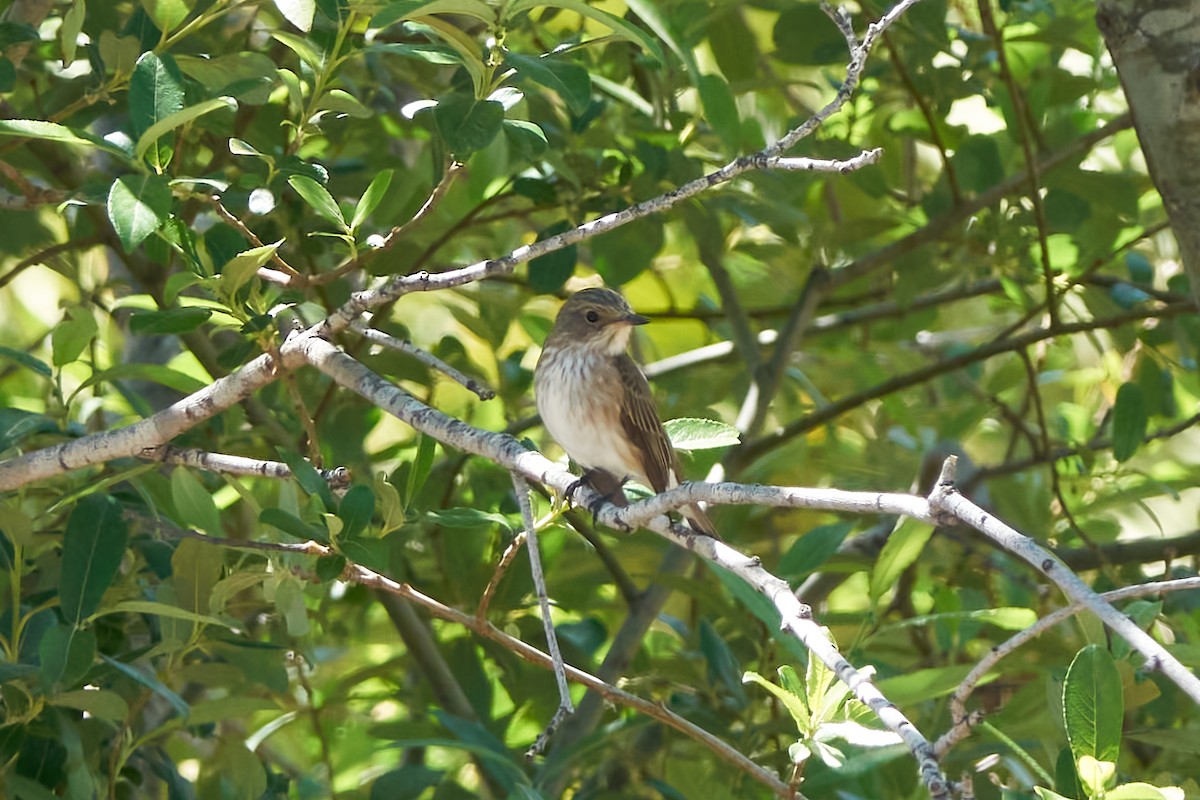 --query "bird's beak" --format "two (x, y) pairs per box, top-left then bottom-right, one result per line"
(622, 313), (650, 326)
